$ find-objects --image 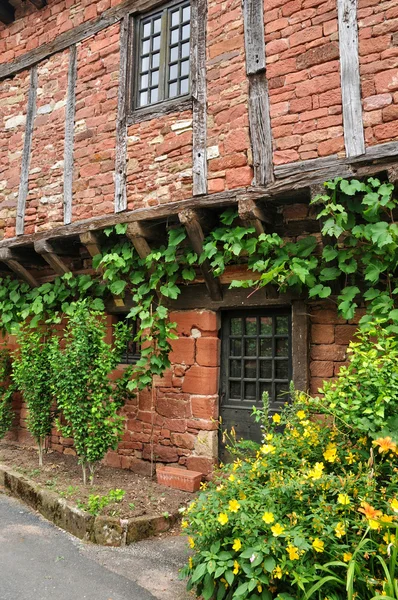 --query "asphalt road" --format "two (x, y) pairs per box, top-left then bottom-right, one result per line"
(0, 493), (191, 600)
